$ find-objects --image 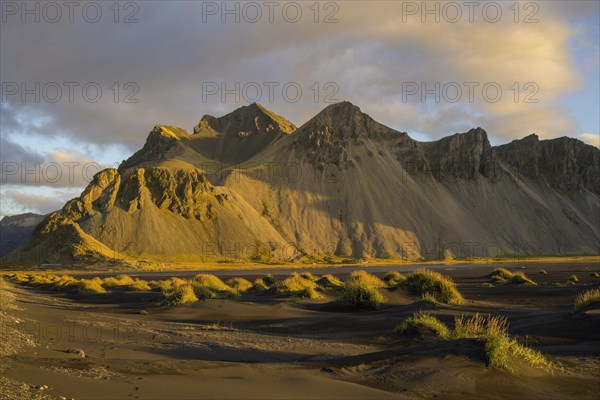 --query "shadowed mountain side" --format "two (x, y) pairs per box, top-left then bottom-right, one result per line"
(189, 102), (297, 165)
(3, 102), (599, 265)
(0, 213), (46, 257)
